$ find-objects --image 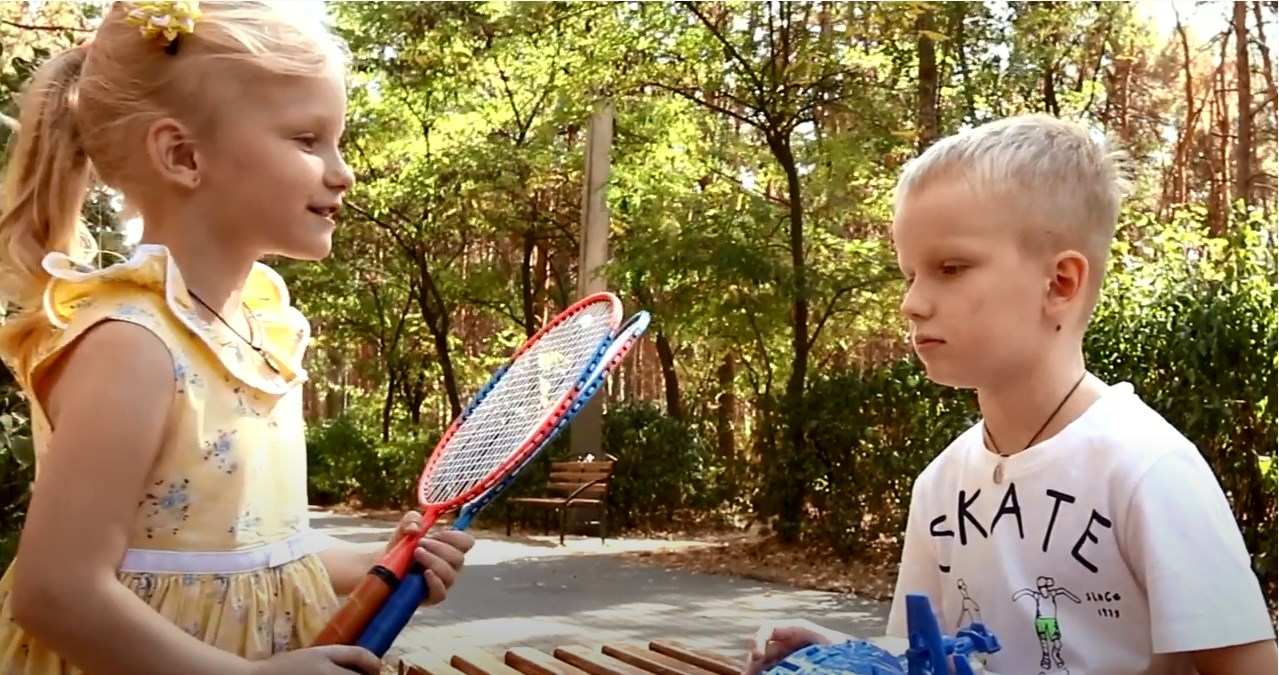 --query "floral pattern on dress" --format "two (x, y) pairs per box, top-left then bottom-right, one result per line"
(228, 509), (262, 538)
(202, 430), (238, 474)
(174, 361), (204, 394)
(140, 478), (191, 540)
